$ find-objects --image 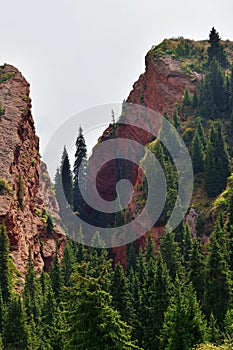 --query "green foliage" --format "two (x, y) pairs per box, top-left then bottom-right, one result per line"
(23, 252), (42, 325)
(204, 223), (232, 326)
(198, 59), (227, 119)
(204, 122), (230, 197)
(173, 106), (181, 129)
(0, 67), (15, 83)
(3, 297), (29, 349)
(61, 241), (75, 287)
(73, 126), (87, 214)
(160, 231), (182, 281)
(62, 263), (141, 349)
(50, 247), (61, 300)
(61, 146), (73, 207)
(17, 173), (24, 210)
(191, 131), (204, 174)
(46, 214), (54, 237)
(160, 277), (208, 350)
(0, 223), (12, 303)
(208, 27), (229, 68)
(0, 178), (13, 195)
